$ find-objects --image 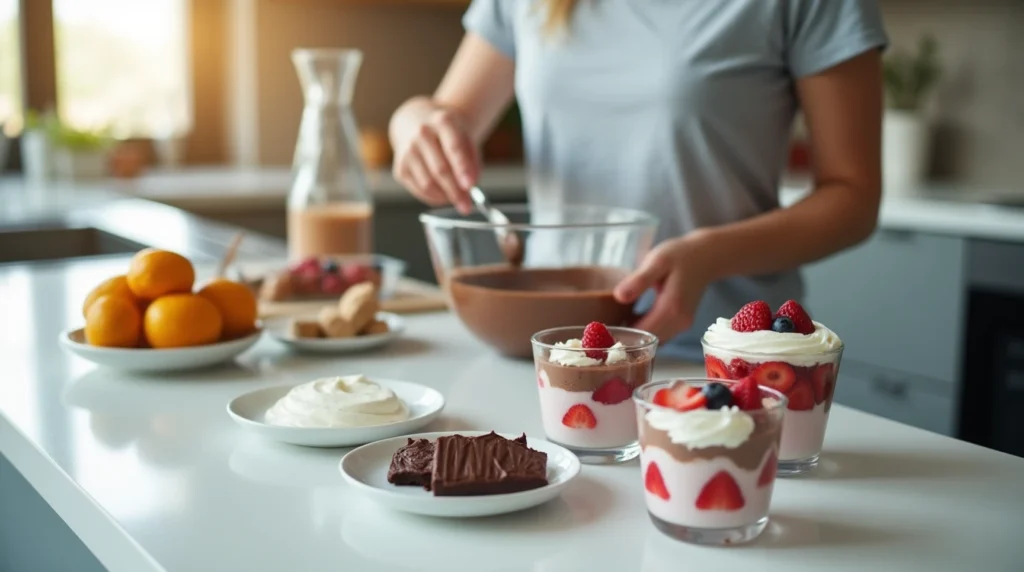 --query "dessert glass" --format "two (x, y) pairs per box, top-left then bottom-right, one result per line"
(531, 325), (658, 464)
(701, 337), (844, 476)
(634, 378), (787, 546)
